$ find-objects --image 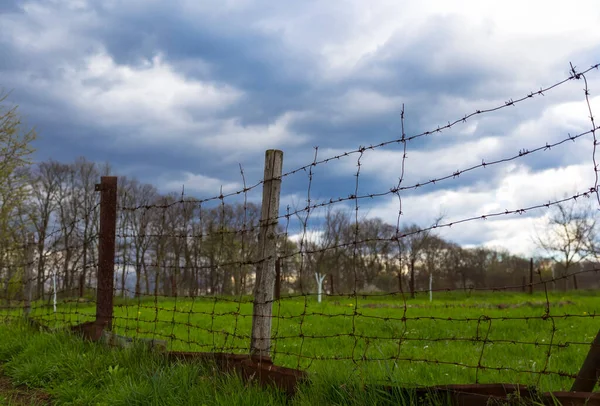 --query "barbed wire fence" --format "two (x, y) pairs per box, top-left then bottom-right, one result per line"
(1, 61), (600, 401)
(0, 202), (101, 325)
